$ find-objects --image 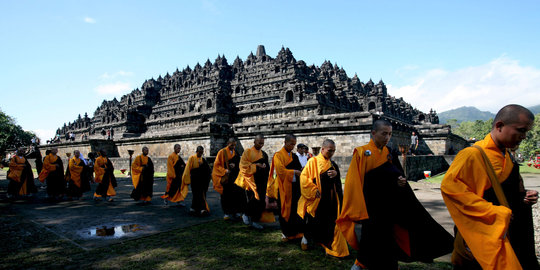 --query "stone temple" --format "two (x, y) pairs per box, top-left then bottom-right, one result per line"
(50, 45), (467, 178)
